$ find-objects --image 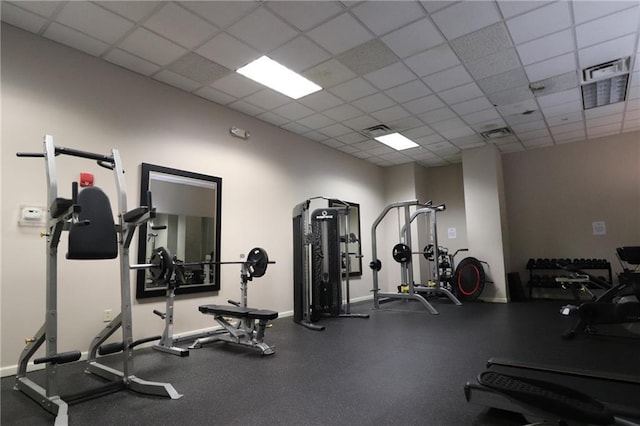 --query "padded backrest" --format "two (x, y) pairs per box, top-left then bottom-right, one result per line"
(67, 187), (118, 260)
(617, 247), (640, 266)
